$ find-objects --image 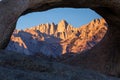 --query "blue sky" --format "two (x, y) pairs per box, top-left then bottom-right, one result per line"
(16, 8), (101, 29)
